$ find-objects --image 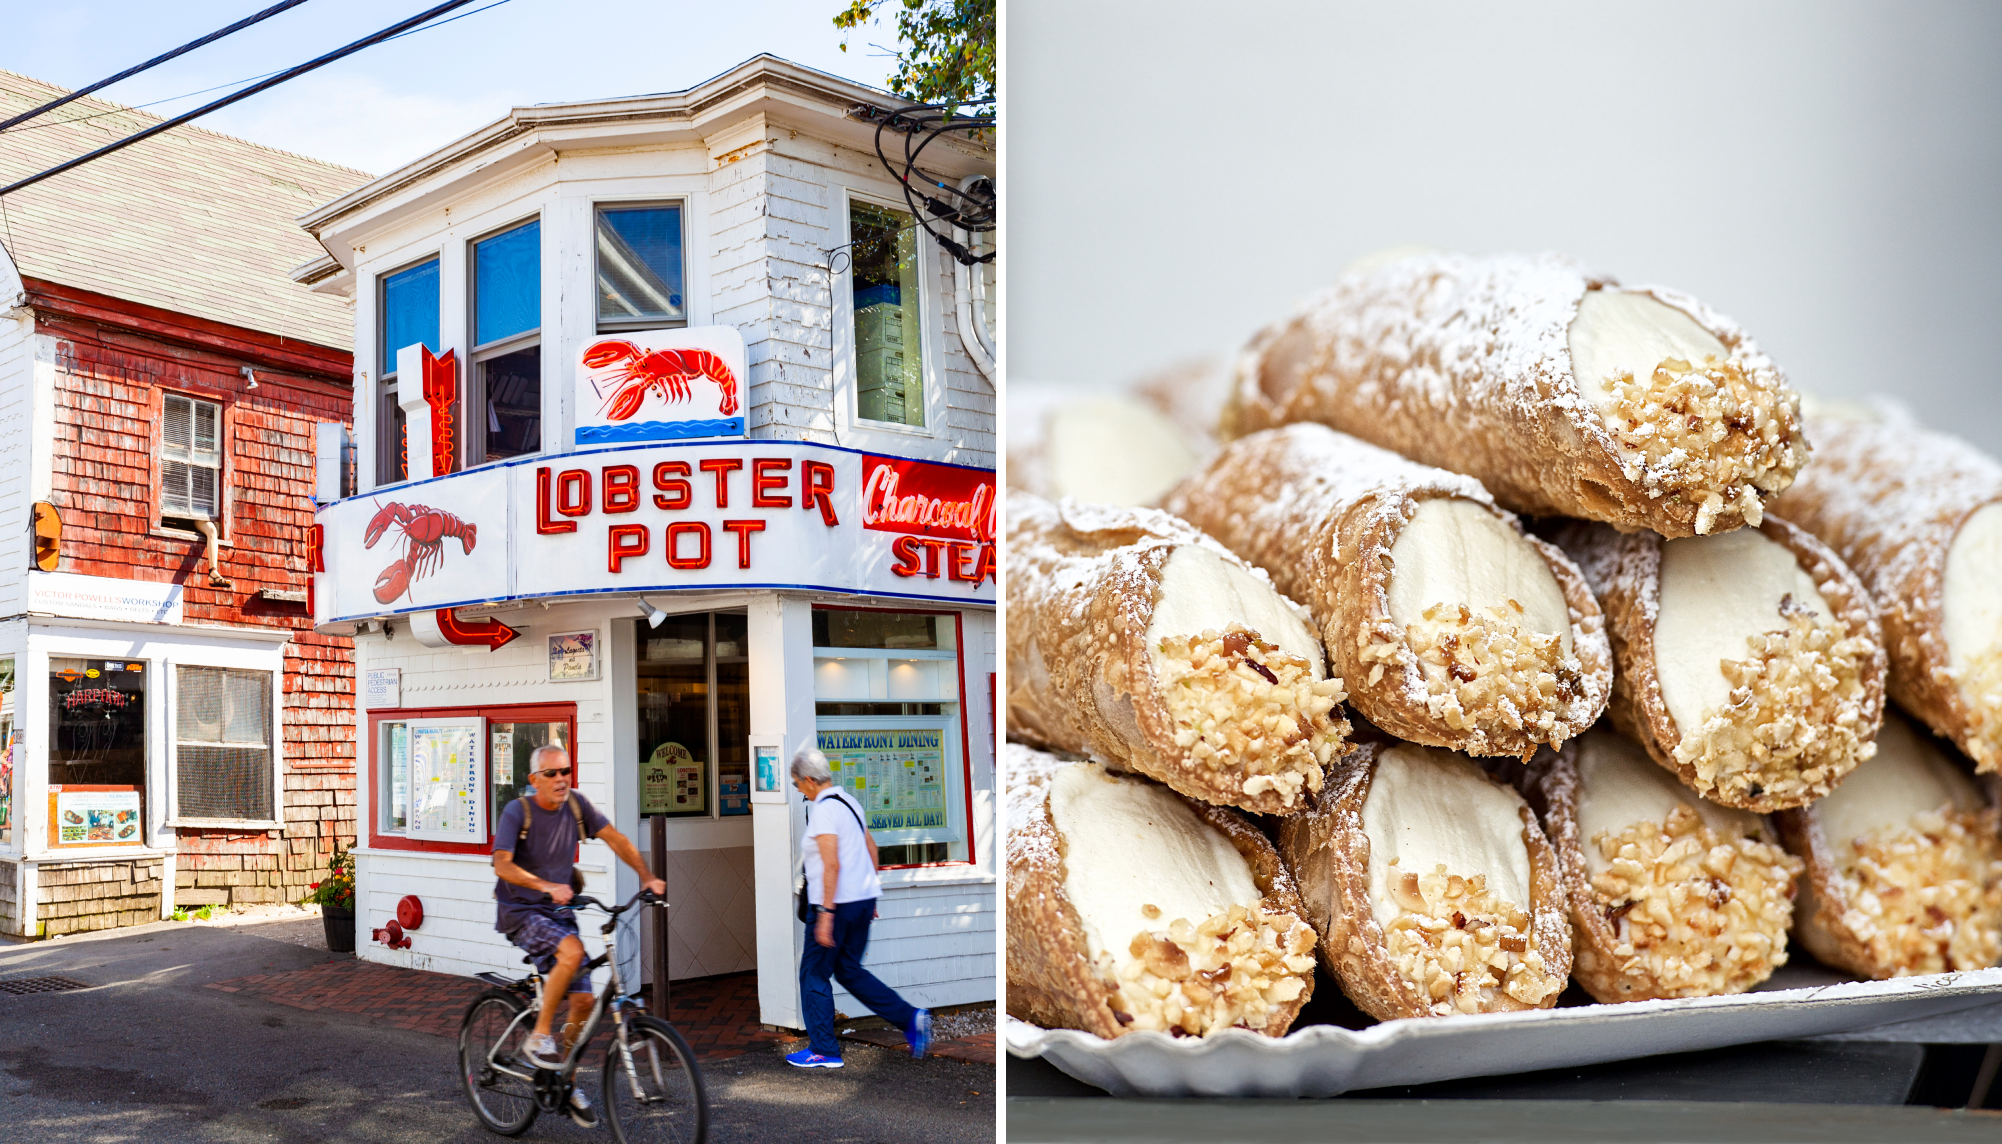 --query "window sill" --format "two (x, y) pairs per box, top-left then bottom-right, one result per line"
(151, 526), (230, 547)
(877, 864), (993, 889)
(165, 818), (283, 831)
